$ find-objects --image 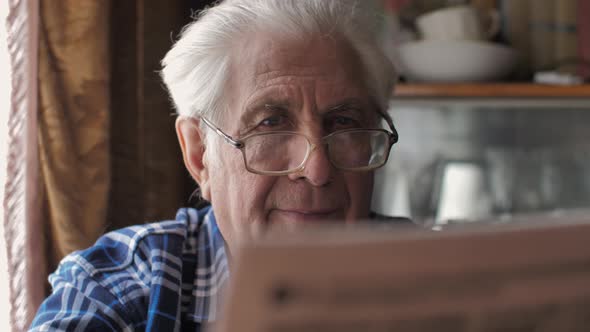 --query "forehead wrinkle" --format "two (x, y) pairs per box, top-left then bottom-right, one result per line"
(229, 33), (372, 133)
(243, 83), (302, 111)
(252, 67), (338, 90)
(250, 40), (356, 86)
(245, 72), (369, 122)
(250, 70), (359, 108)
